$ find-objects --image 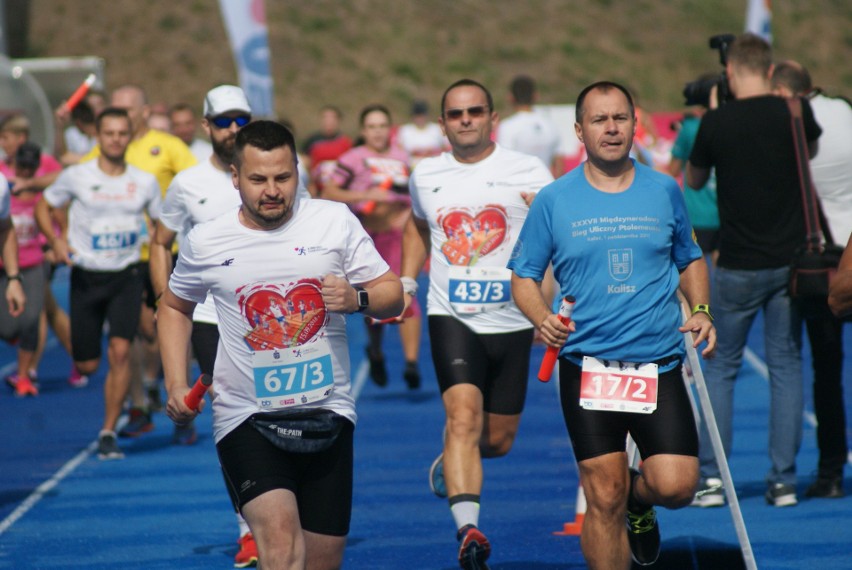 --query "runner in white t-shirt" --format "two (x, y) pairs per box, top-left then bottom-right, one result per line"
(497, 75), (564, 178)
(400, 79), (553, 570)
(152, 85), (258, 566)
(159, 120), (402, 569)
(36, 108), (161, 461)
